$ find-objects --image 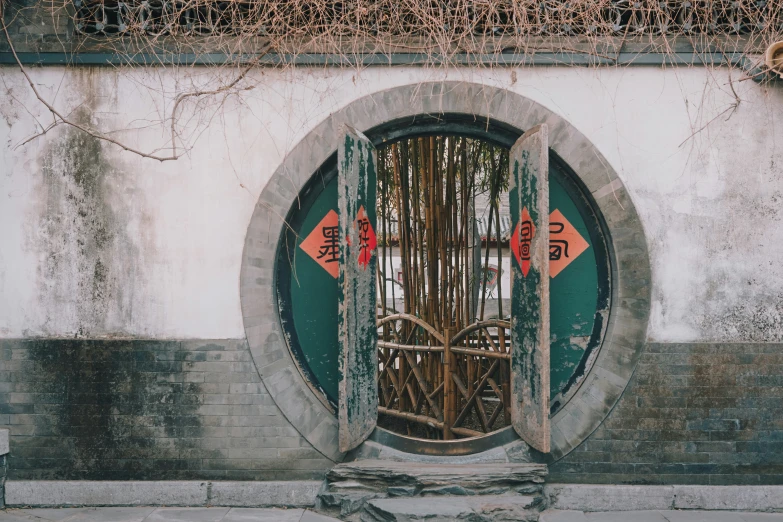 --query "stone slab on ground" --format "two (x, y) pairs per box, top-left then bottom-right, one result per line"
(210, 481), (322, 507)
(0, 508), (340, 521)
(0, 514), (53, 522)
(546, 485), (783, 513)
(673, 486), (783, 511)
(540, 511), (783, 522)
(137, 507), (231, 522)
(656, 512), (772, 522)
(3, 507), (158, 521)
(301, 512), (343, 522)
(4, 483), (207, 508)
(219, 508), (306, 521)
(362, 495), (540, 522)
(539, 510), (589, 522)
(4, 481), (322, 508)
(546, 485), (674, 511)
(584, 511), (669, 522)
